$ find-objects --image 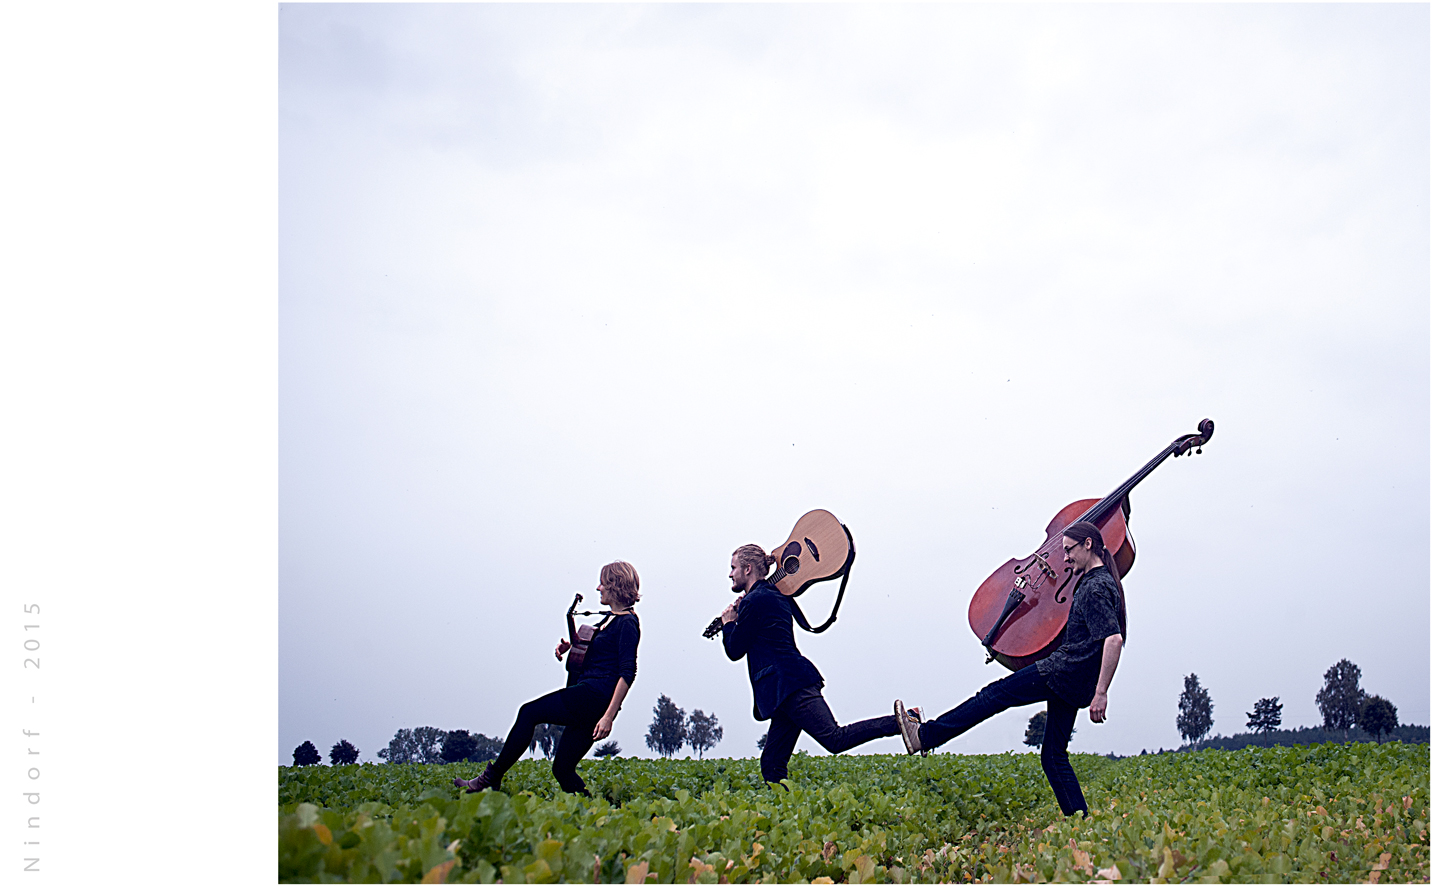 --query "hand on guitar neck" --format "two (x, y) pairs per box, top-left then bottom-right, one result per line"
(702, 592), (744, 639)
